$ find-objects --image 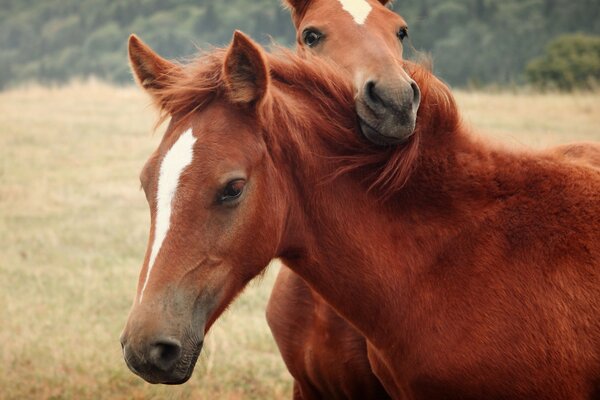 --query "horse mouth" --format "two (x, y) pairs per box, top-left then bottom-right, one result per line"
(162, 343), (202, 385)
(358, 116), (412, 146)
